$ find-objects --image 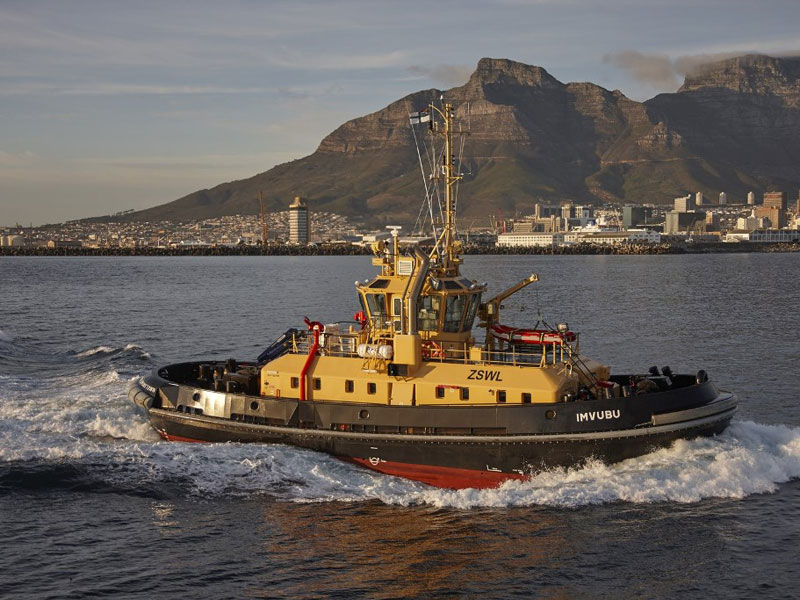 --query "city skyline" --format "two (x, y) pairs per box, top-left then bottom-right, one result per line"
(2, 0), (800, 225)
